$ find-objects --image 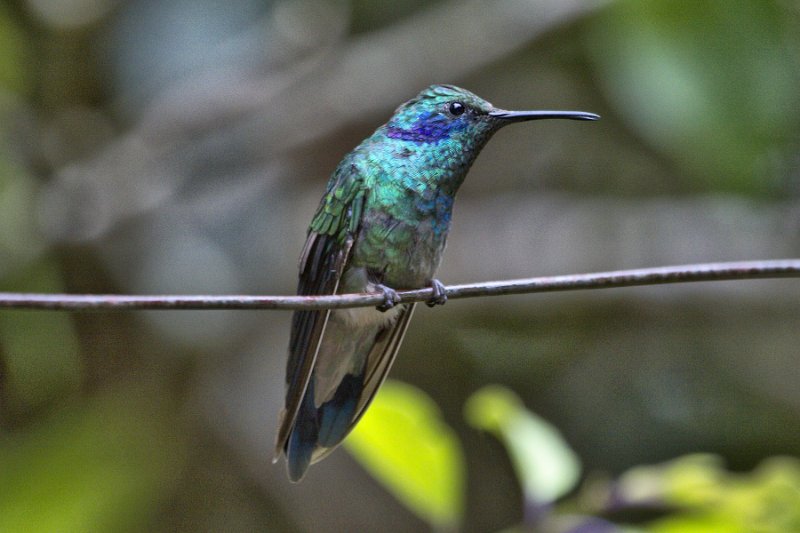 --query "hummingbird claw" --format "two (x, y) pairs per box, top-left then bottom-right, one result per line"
(375, 284), (400, 312)
(426, 279), (447, 307)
